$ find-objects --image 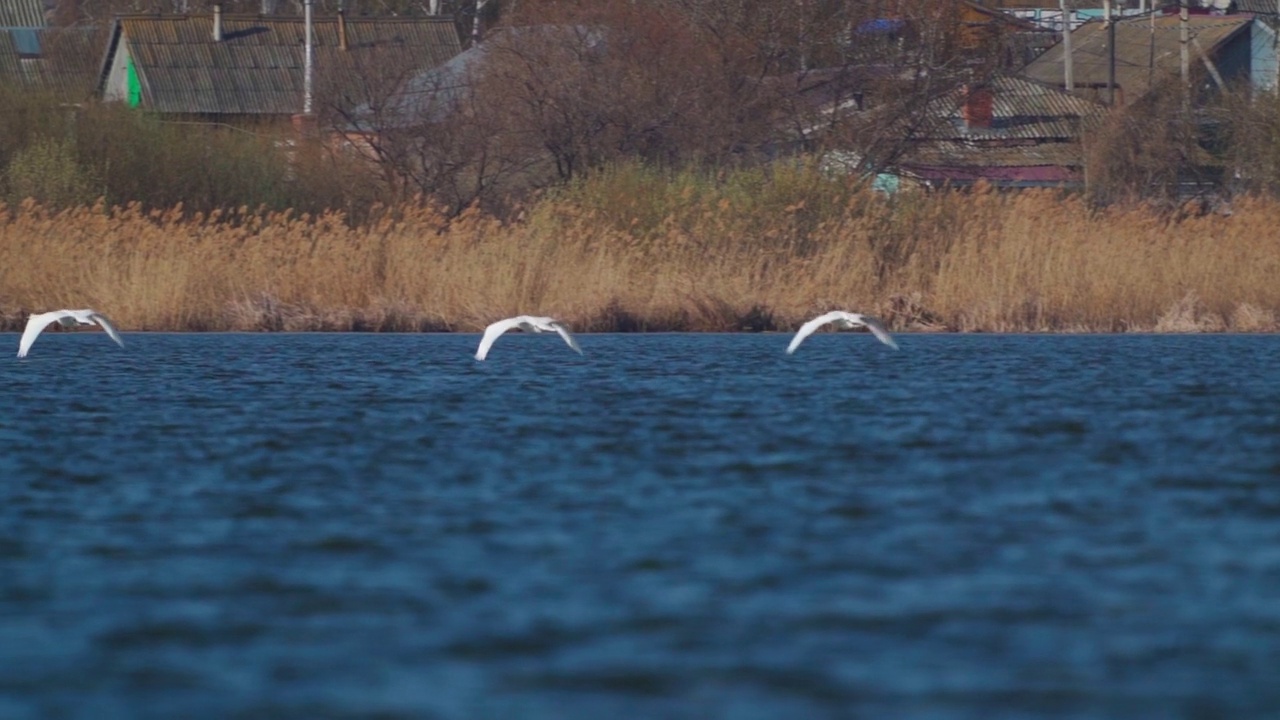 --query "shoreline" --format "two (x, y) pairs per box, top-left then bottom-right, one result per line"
(4, 187), (1279, 336)
(4, 326), (1278, 336)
